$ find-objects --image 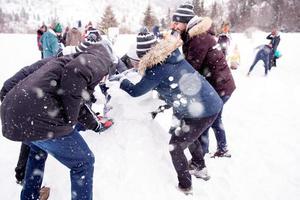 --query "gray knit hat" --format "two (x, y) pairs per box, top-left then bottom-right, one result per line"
(172, 2), (195, 24)
(136, 28), (157, 58)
